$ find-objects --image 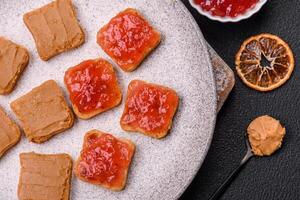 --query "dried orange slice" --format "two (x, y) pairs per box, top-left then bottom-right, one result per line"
(236, 33), (294, 91)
